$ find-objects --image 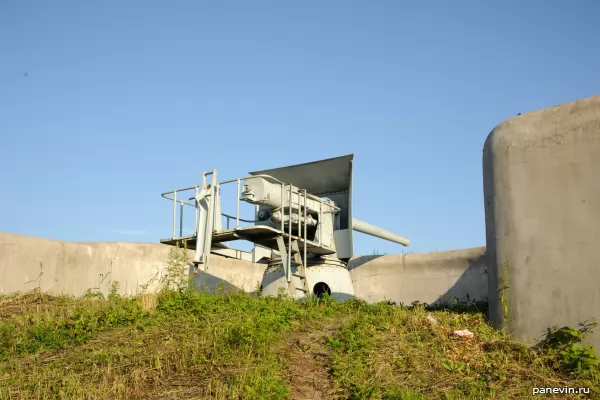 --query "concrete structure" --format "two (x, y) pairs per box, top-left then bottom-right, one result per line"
(348, 247), (487, 305)
(0, 232), (488, 305)
(483, 95), (600, 347)
(0, 232), (265, 297)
